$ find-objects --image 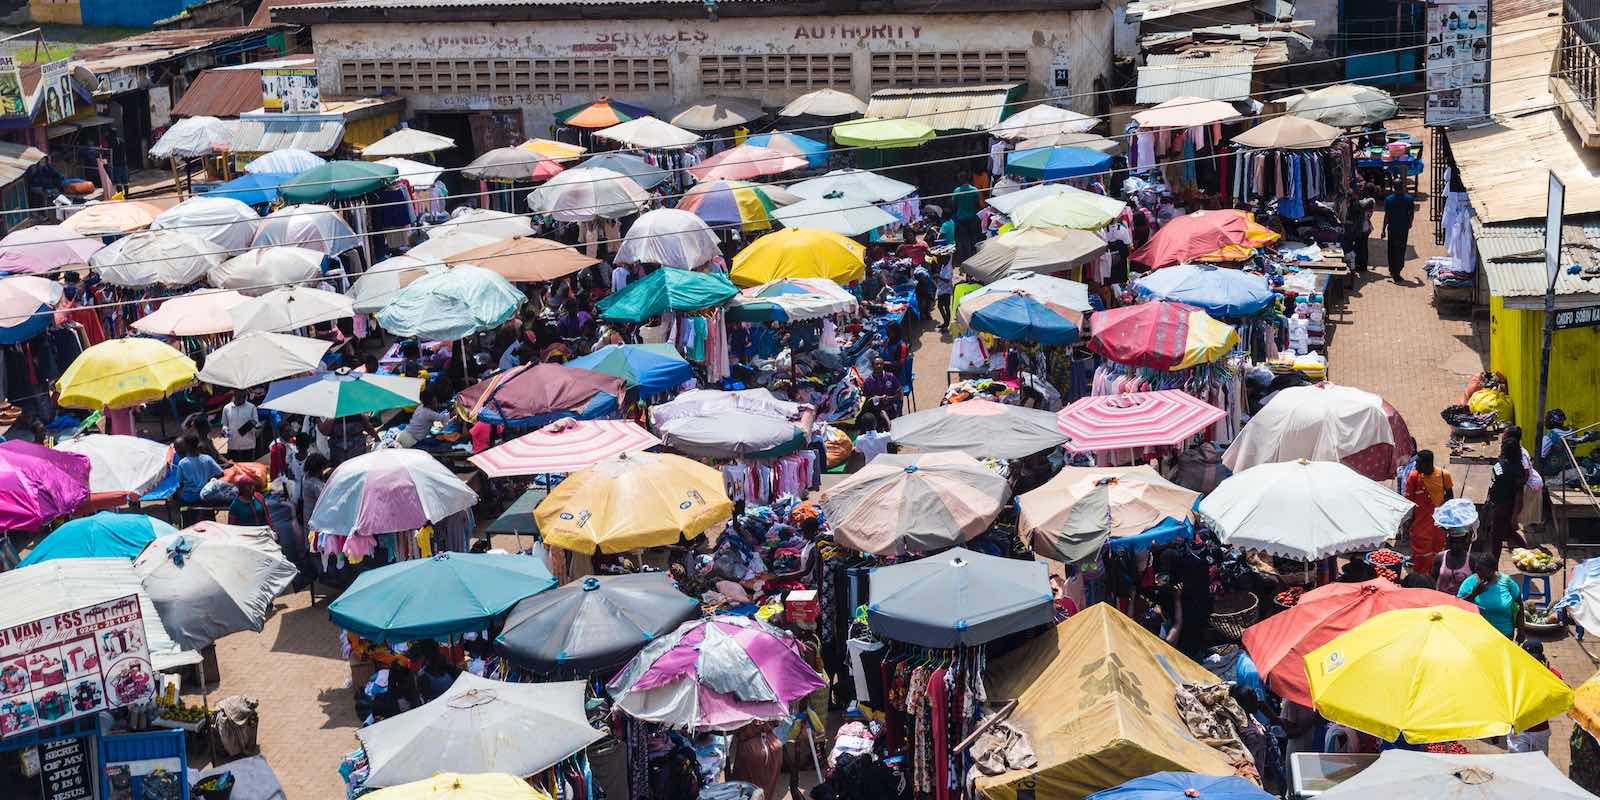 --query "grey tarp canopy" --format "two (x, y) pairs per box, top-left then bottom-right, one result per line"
(868, 547), (1055, 648)
(494, 573), (700, 673)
